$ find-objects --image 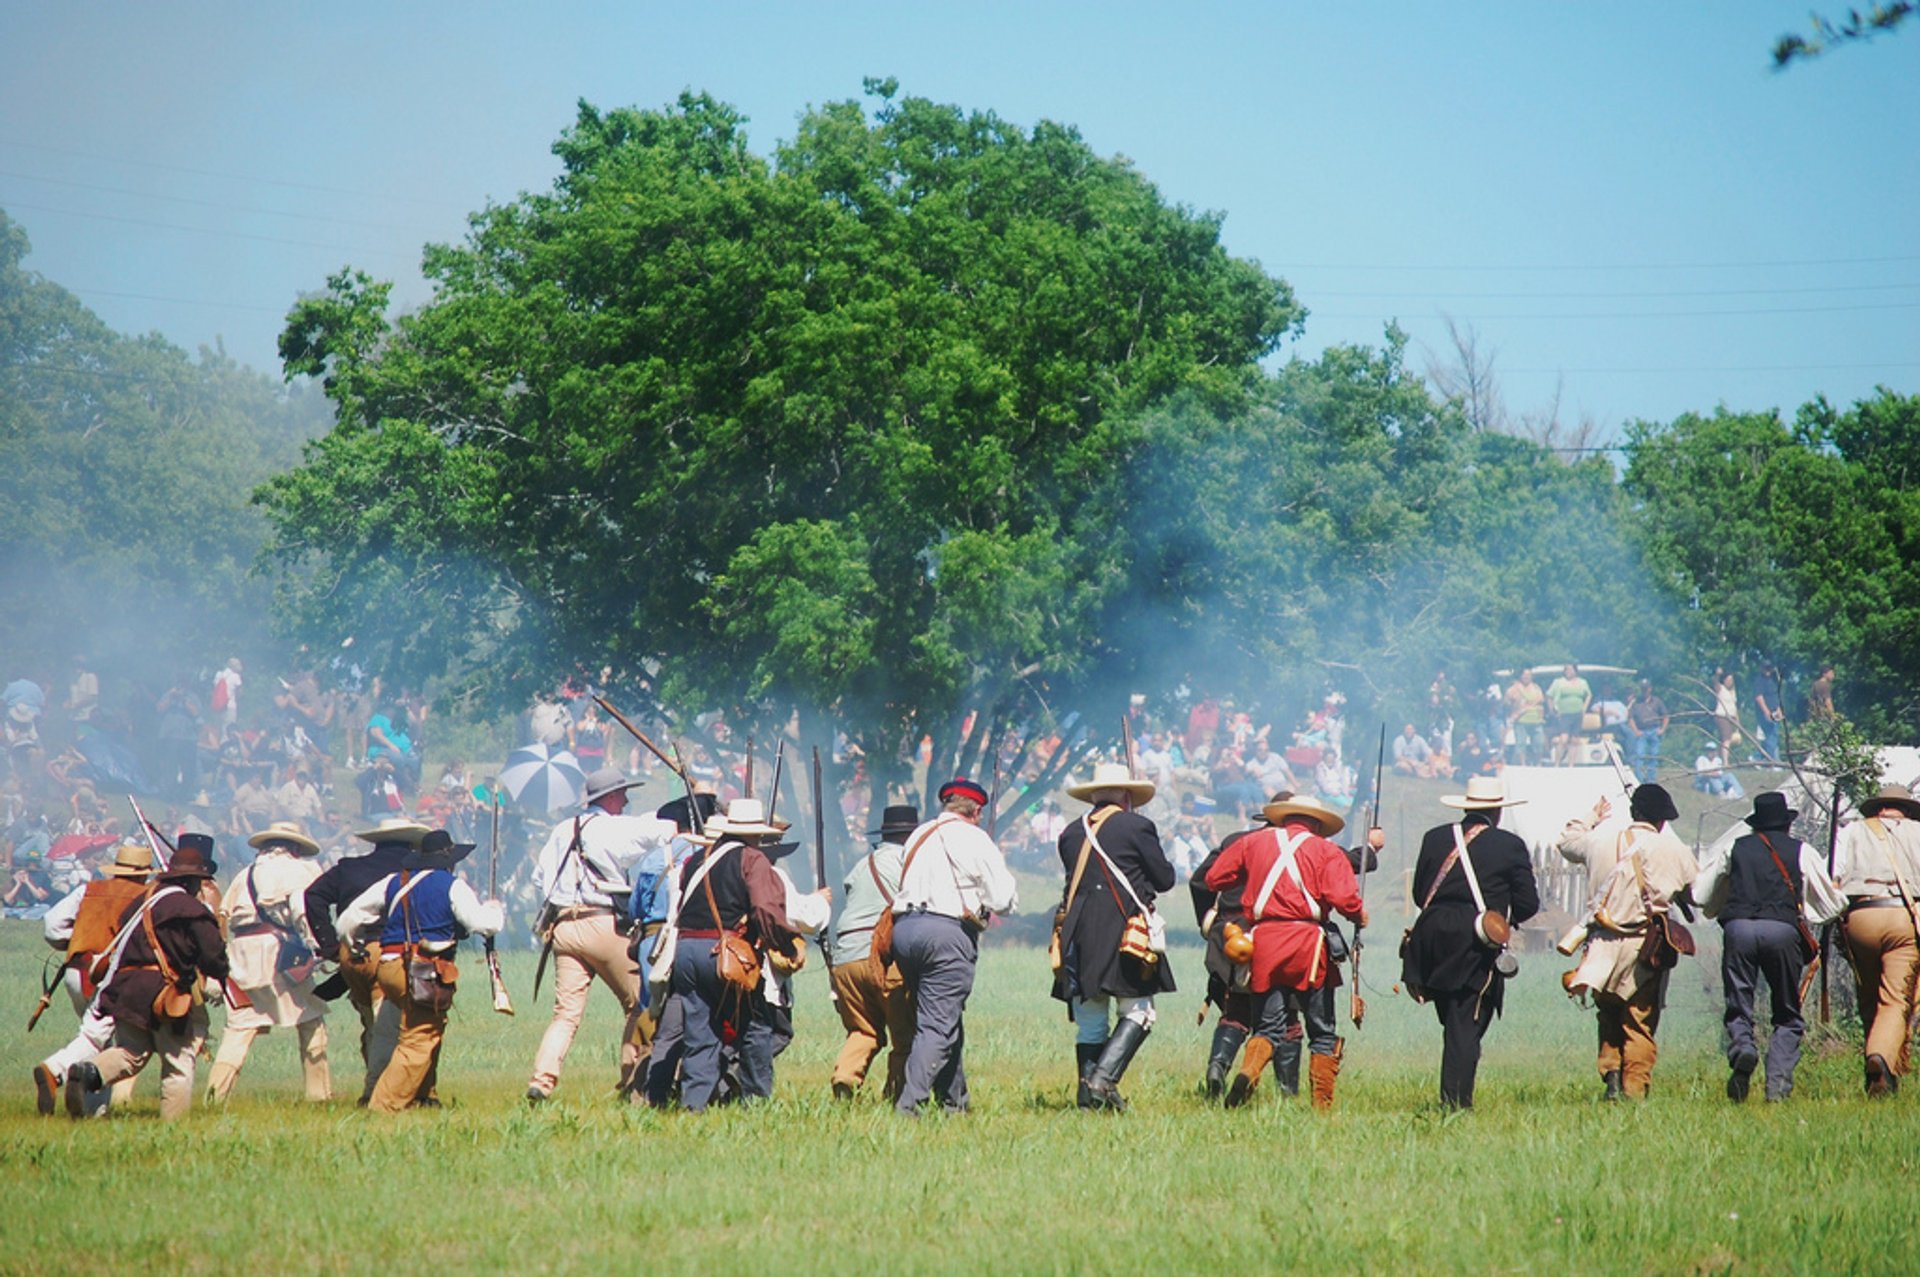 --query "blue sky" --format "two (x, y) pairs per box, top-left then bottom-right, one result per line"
(2, 3), (1914, 437)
